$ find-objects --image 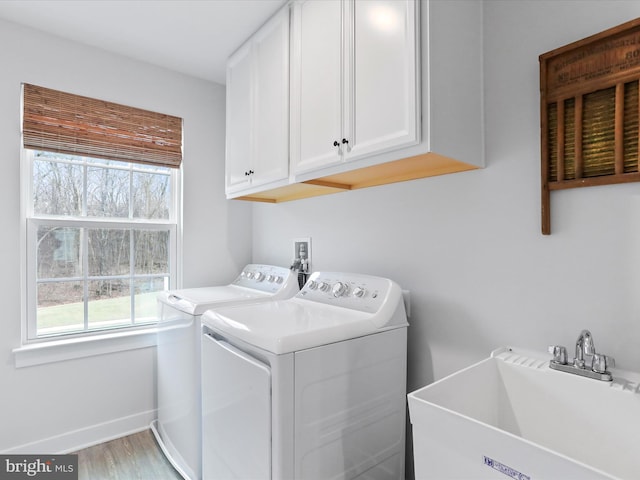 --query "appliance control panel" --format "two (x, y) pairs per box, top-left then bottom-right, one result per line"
(296, 272), (394, 313)
(232, 264), (296, 294)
